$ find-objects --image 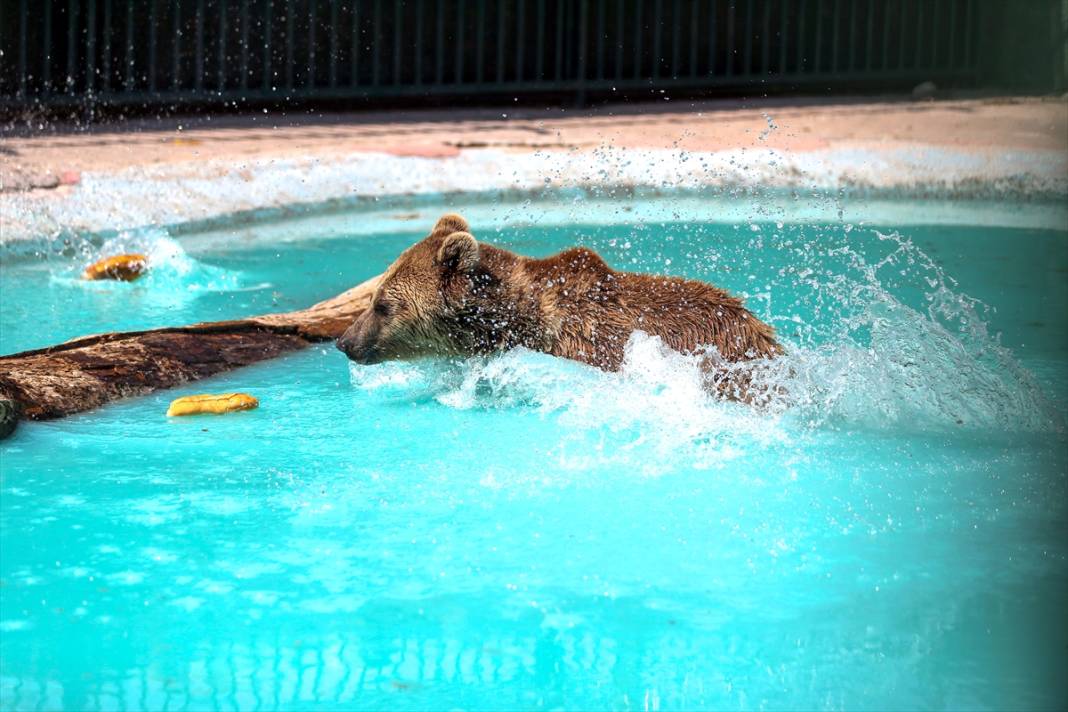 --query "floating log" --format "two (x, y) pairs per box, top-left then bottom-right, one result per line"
(0, 275), (381, 432)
